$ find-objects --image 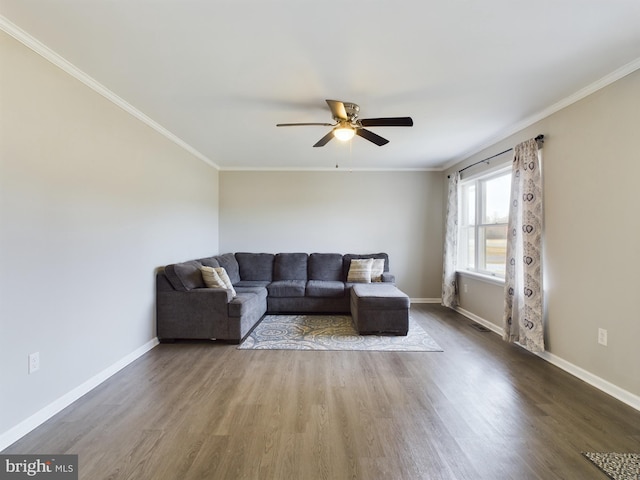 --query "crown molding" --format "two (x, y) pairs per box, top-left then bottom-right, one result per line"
(219, 166), (441, 172)
(442, 56), (640, 172)
(1, 16), (219, 170)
